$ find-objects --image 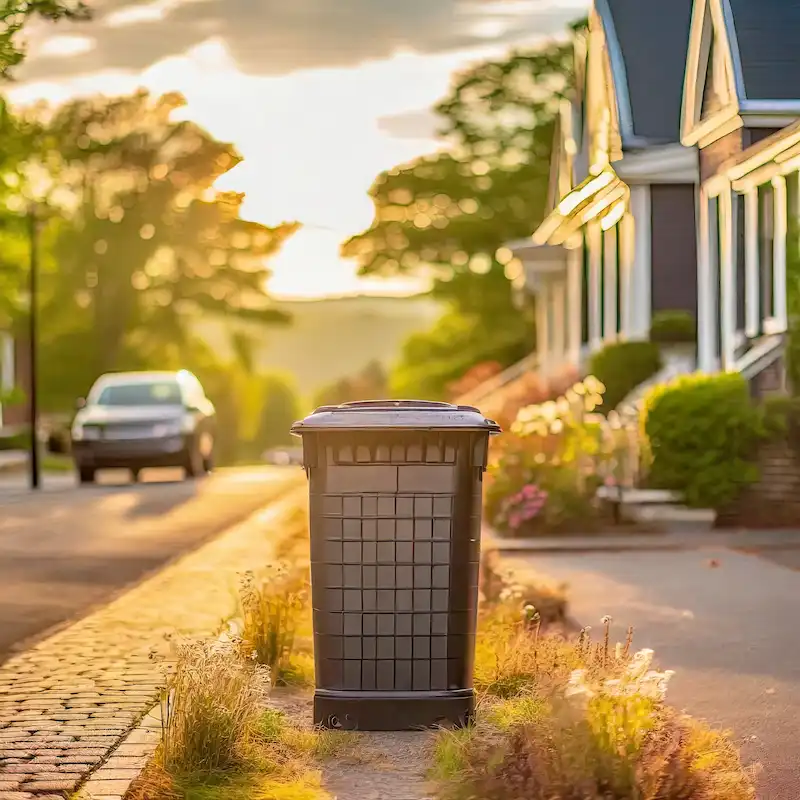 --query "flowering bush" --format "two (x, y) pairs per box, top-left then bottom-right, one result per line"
(485, 376), (639, 535)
